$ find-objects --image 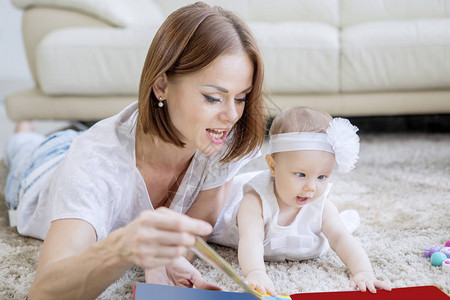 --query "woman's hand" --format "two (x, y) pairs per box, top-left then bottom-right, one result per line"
(119, 207), (212, 270)
(145, 257), (221, 290)
(245, 269), (276, 296)
(350, 270), (391, 293)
